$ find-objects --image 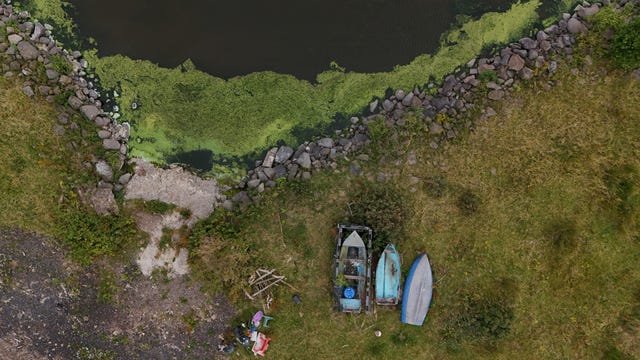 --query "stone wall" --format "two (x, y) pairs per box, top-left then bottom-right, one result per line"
(228, 1), (614, 209)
